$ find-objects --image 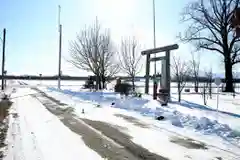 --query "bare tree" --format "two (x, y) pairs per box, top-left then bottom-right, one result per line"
(205, 68), (213, 99)
(68, 19), (119, 90)
(119, 37), (142, 91)
(202, 83), (208, 105)
(190, 52), (201, 93)
(172, 56), (190, 102)
(202, 67), (213, 105)
(98, 33), (119, 89)
(180, 0), (240, 92)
